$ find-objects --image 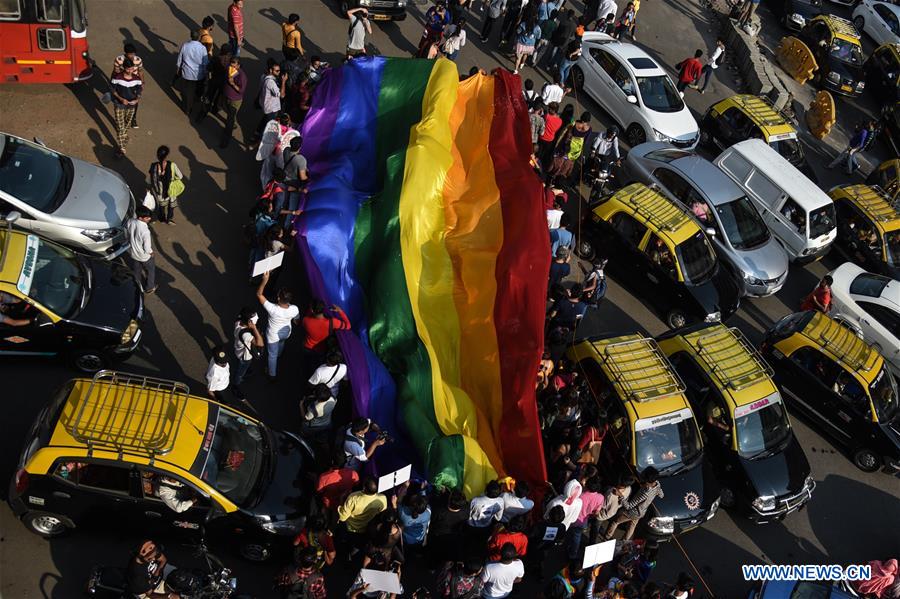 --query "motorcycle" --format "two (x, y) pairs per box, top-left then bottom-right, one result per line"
(85, 538), (240, 598)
